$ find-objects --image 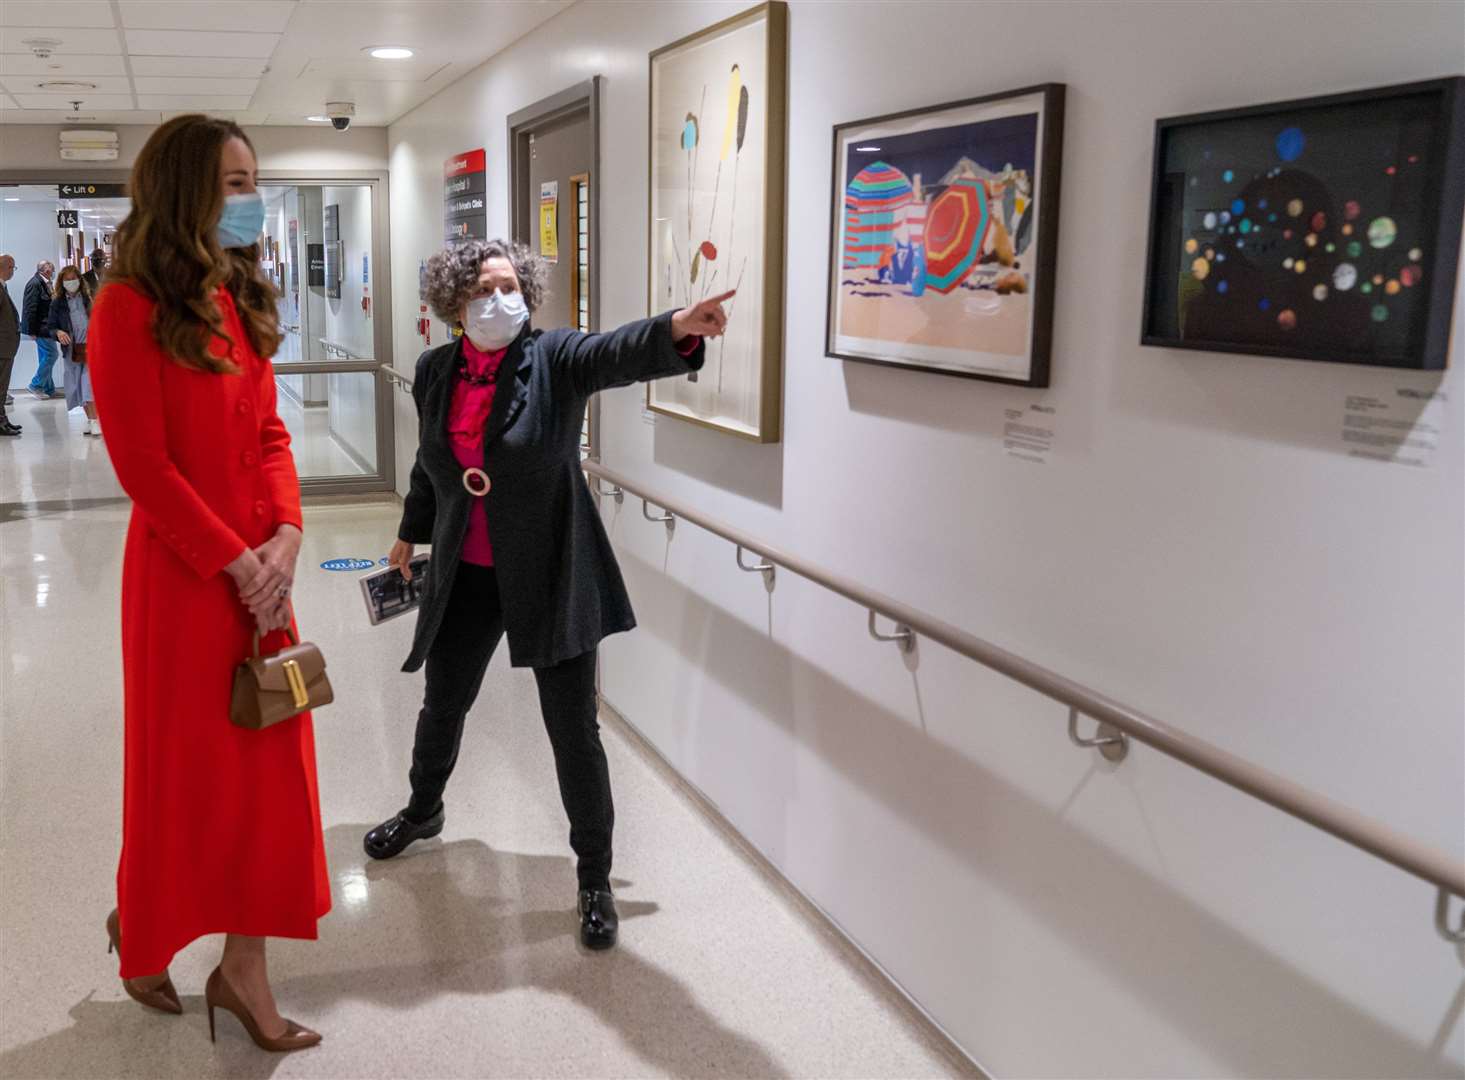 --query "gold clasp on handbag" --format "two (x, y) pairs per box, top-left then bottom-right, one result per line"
(282, 659), (309, 709)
